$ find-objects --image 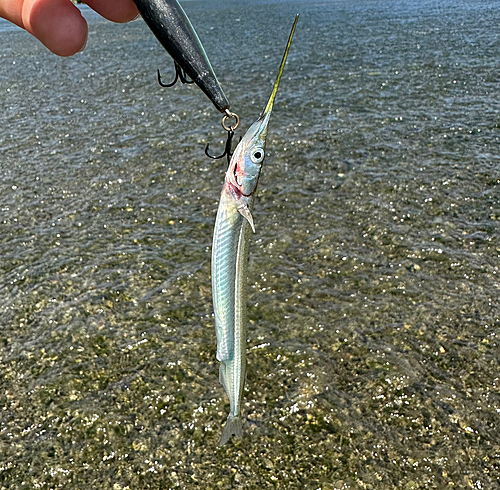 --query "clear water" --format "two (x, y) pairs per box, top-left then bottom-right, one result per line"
(0, 1), (499, 488)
